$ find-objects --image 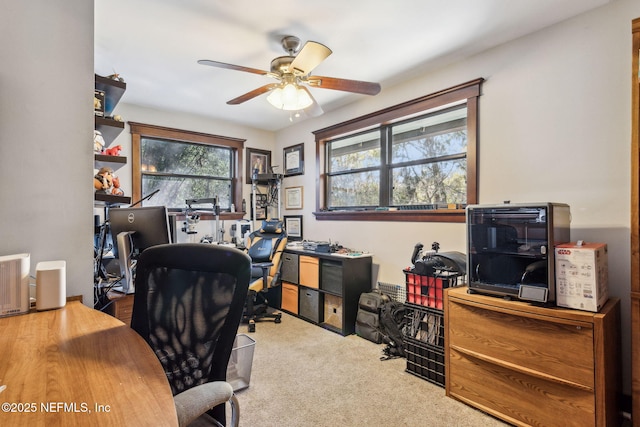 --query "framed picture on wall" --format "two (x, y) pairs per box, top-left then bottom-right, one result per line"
(246, 148), (271, 184)
(284, 186), (303, 209)
(284, 215), (303, 241)
(283, 143), (304, 177)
